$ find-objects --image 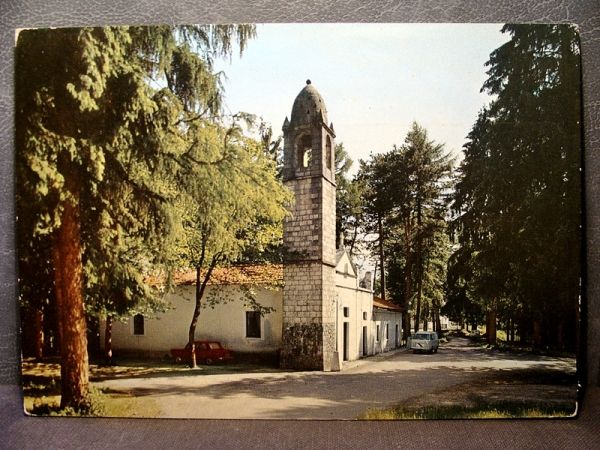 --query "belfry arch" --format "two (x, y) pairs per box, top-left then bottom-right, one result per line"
(297, 133), (313, 168)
